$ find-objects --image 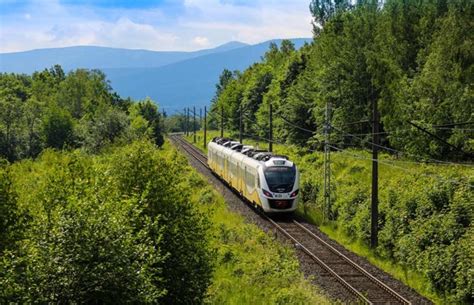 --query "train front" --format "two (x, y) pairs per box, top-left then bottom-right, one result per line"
(258, 158), (299, 213)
